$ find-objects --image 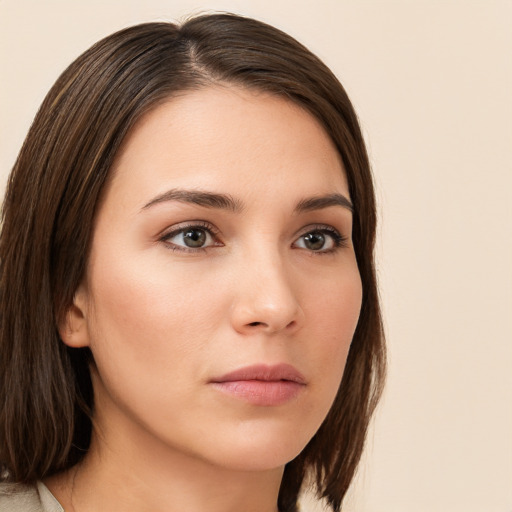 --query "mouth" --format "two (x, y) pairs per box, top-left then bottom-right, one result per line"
(209, 364), (306, 406)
